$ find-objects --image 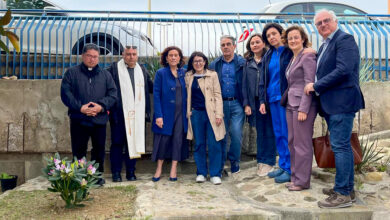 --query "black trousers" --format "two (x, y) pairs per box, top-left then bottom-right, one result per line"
(110, 119), (136, 174)
(70, 119), (106, 173)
